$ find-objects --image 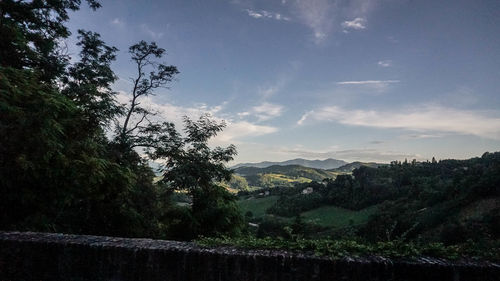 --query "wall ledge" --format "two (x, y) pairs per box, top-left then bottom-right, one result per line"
(1, 231), (499, 281)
